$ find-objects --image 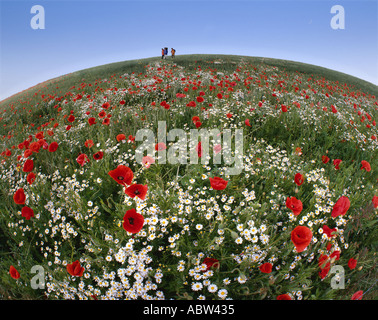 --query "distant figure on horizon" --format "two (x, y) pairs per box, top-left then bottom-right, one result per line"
(171, 48), (176, 58)
(161, 48), (165, 59)
(164, 47), (168, 58)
